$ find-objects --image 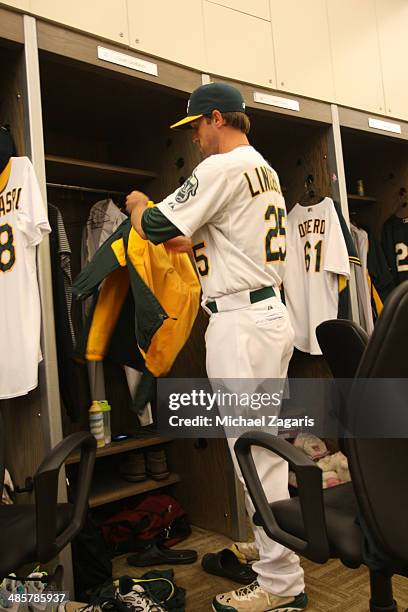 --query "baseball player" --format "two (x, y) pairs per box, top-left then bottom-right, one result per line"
(0, 156), (50, 399)
(126, 83), (307, 612)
